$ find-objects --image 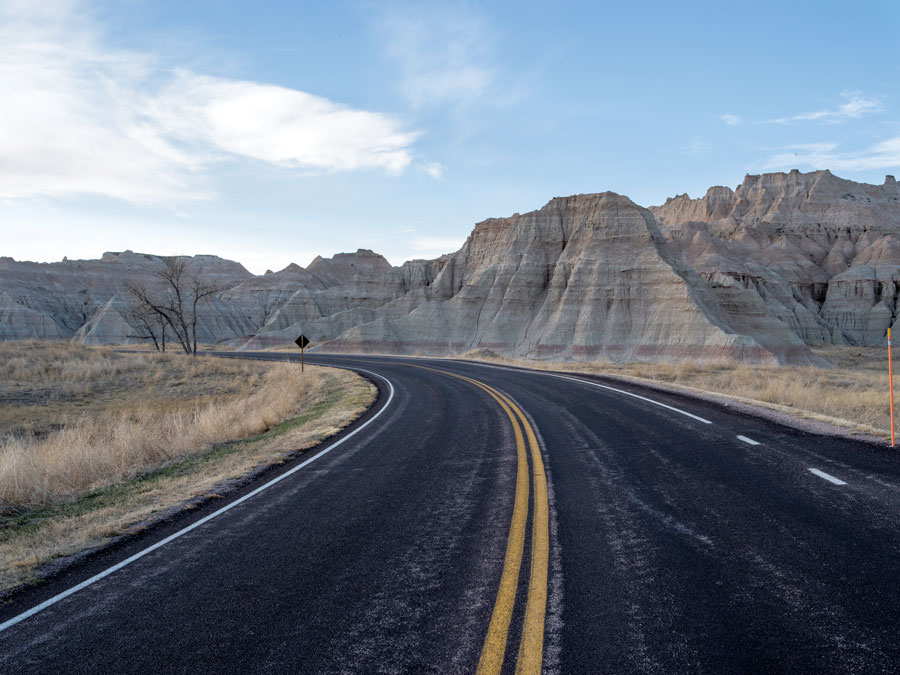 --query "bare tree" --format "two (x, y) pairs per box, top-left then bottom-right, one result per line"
(124, 301), (167, 351)
(126, 257), (228, 355)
